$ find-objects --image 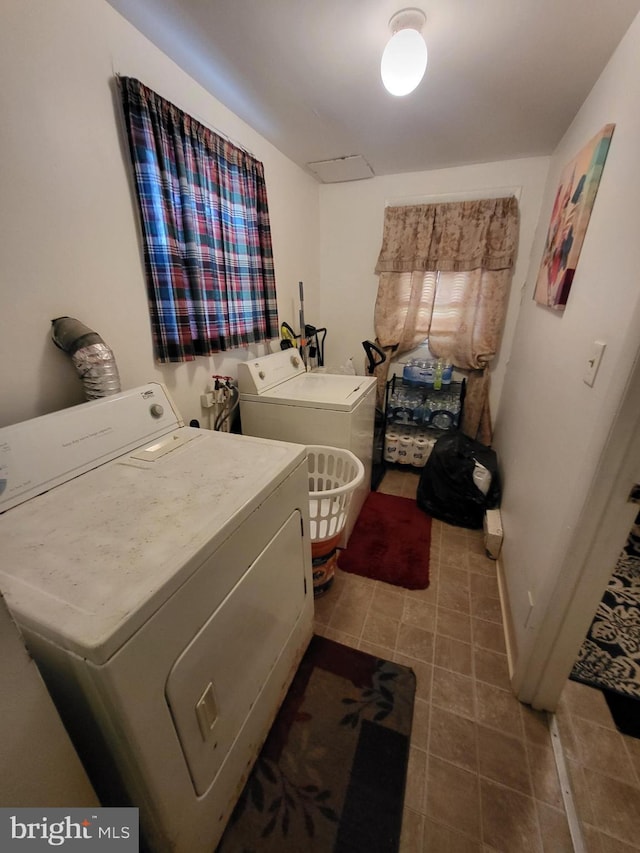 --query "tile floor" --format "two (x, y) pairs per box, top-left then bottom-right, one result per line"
(313, 468), (640, 851)
(555, 680), (640, 852)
